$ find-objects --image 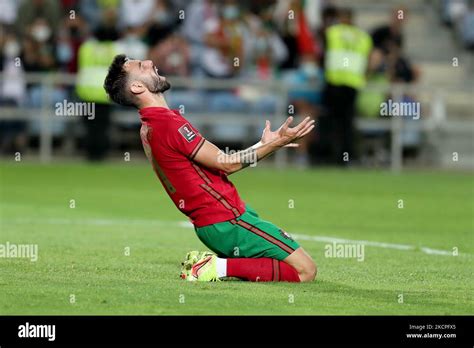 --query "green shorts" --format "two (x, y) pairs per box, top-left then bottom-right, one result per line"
(194, 205), (300, 261)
